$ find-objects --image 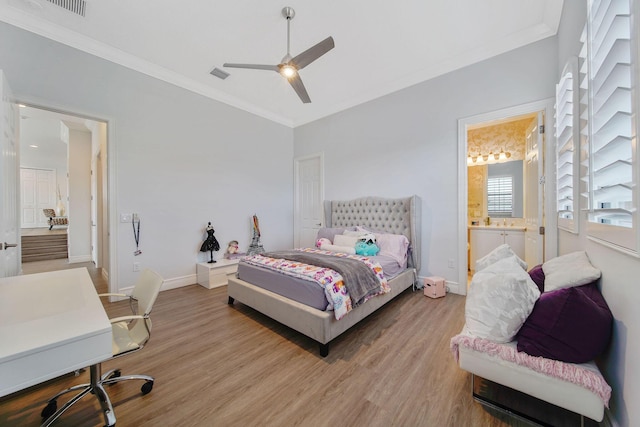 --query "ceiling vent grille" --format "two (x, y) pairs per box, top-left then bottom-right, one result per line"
(210, 68), (230, 80)
(46, 0), (86, 17)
